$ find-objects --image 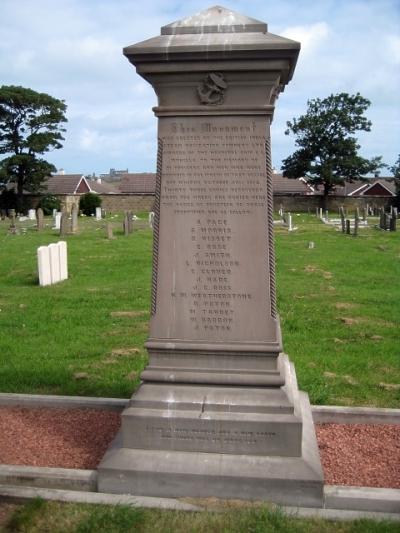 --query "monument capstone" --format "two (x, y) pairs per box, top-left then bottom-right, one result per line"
(98, 5), (324, 507)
